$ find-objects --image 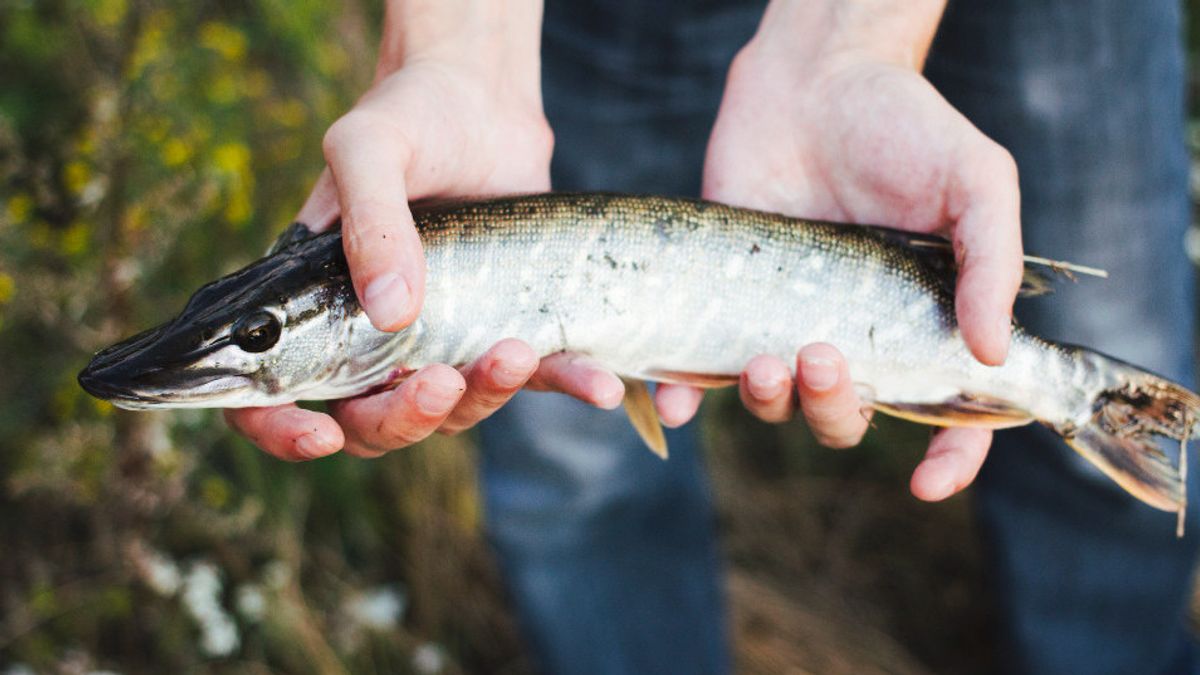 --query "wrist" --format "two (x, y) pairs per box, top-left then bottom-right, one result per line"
(374, 0), (544, 86)
(746, 0), (946, 71)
